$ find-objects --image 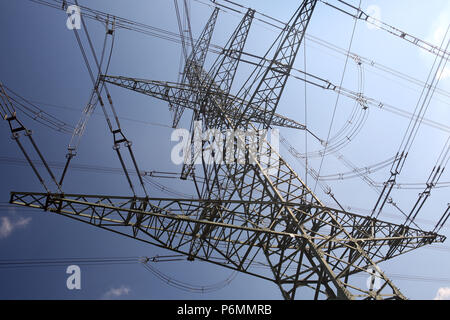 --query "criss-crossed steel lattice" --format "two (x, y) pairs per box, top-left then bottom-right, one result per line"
(100, 76), (306, 131)
(171, 7), (220, 128)
(8, 0), (447, 300)
(10, 191), (443, 300)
